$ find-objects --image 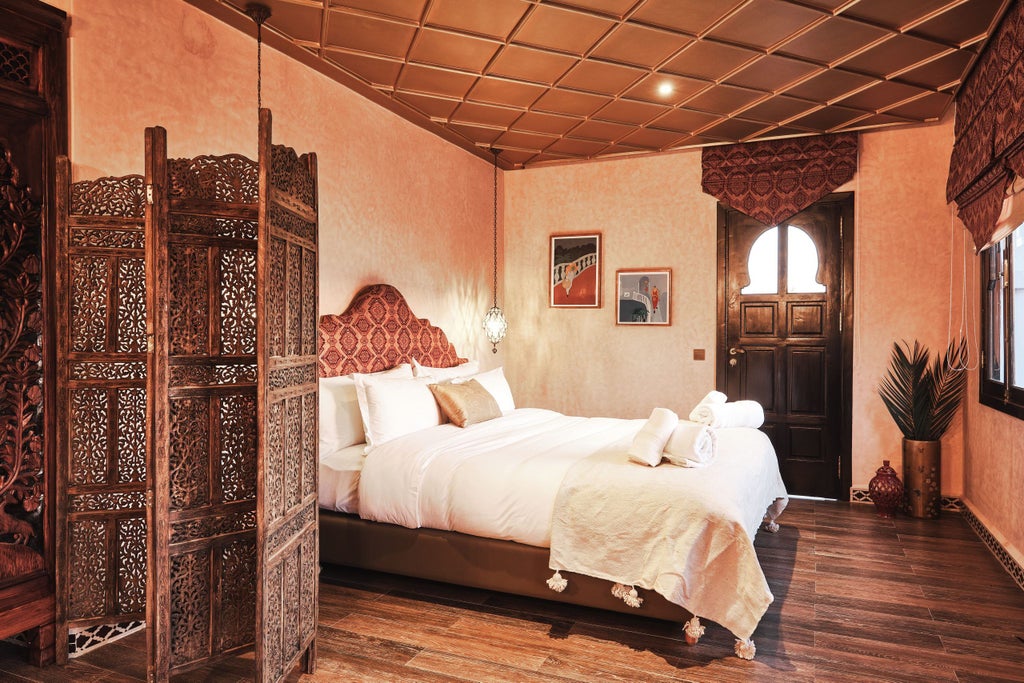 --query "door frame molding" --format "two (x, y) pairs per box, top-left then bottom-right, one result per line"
(715, 192), (854, 501)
